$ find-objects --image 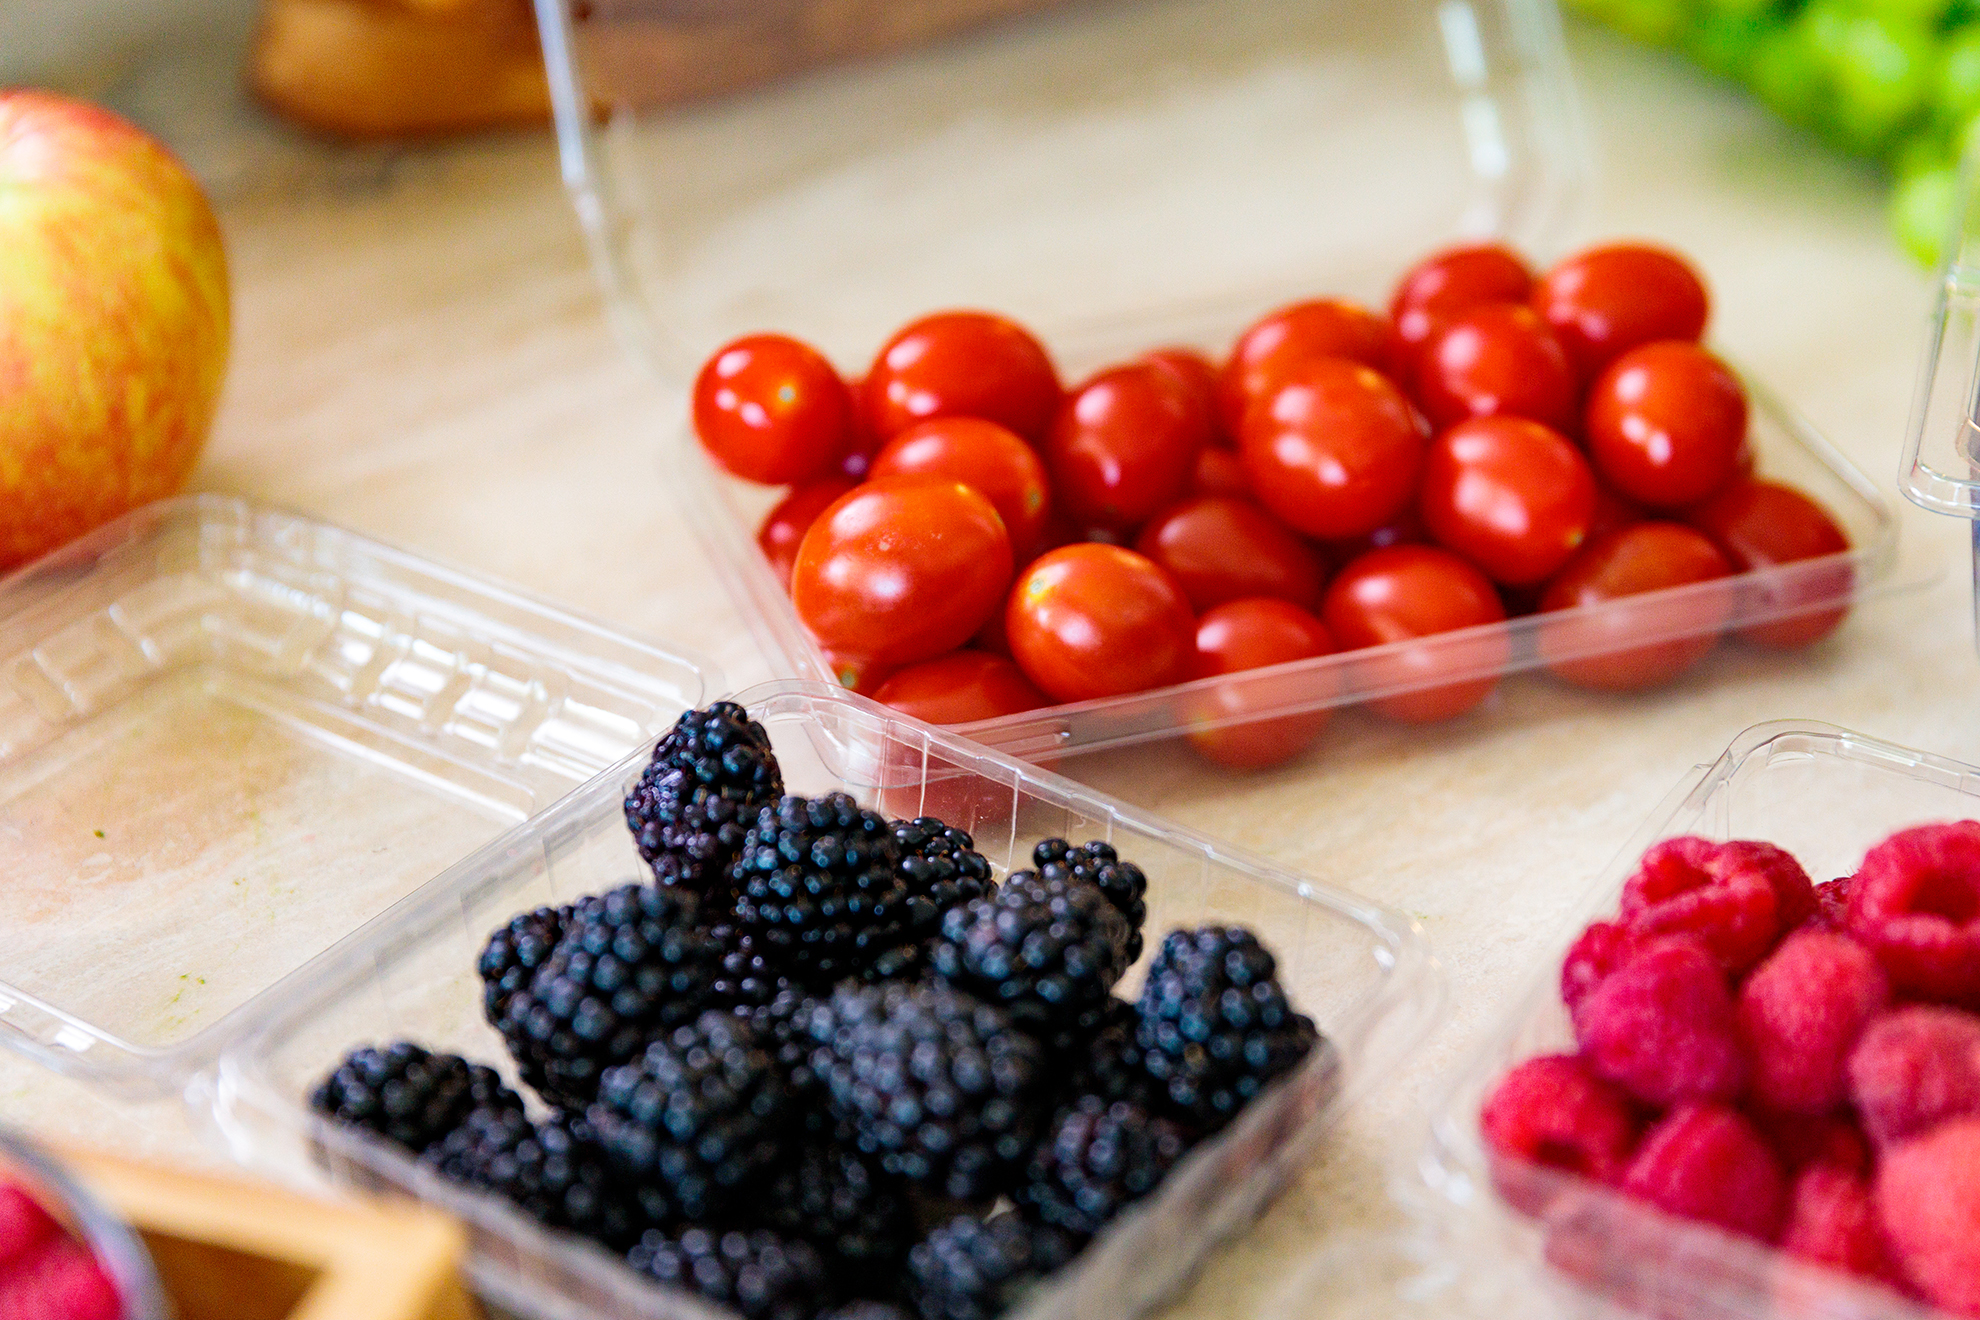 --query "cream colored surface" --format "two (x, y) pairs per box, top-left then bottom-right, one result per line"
(2, 18), (1977, 1318)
